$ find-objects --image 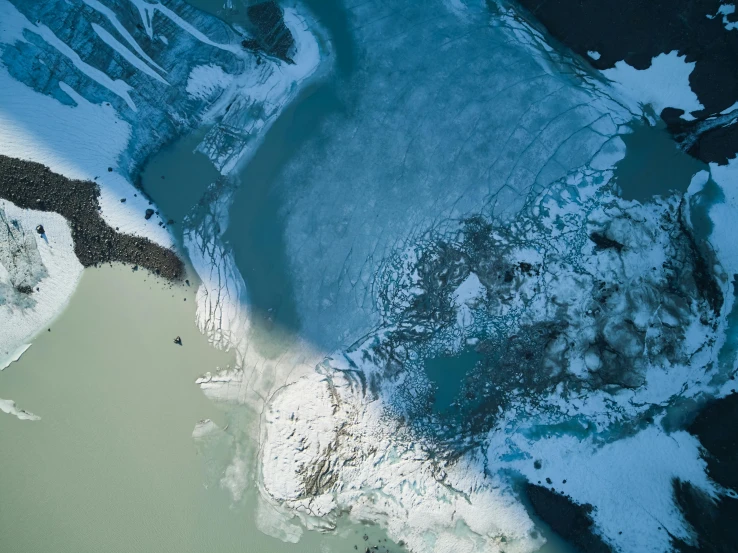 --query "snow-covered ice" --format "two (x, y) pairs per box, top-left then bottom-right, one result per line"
(602, 51), (704, 119)
(0, 200), (83, 370)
